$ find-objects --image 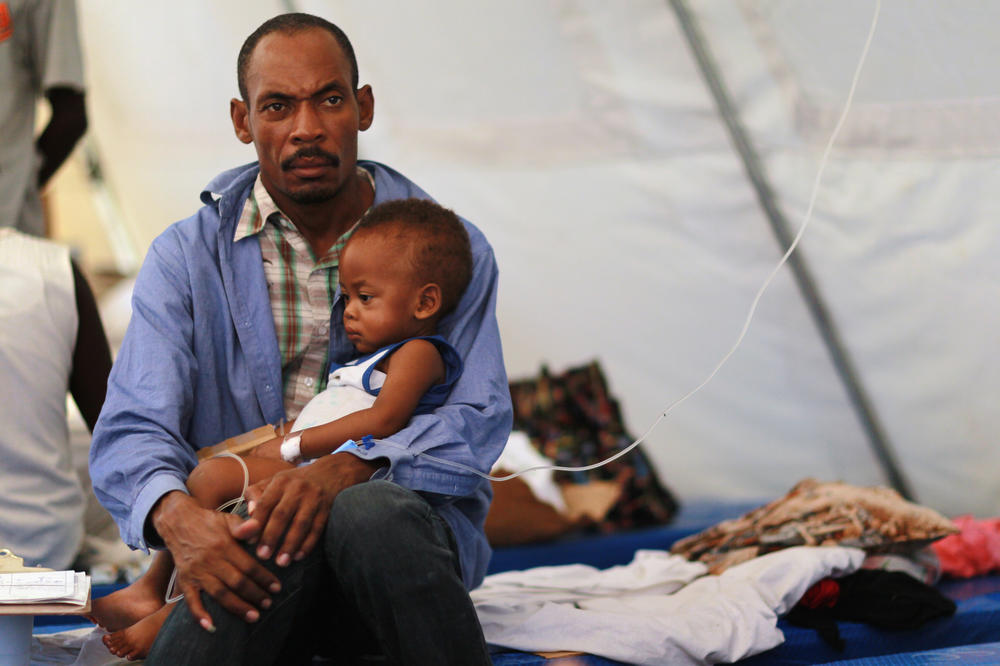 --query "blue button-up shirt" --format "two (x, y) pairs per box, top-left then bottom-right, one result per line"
(89, 161), (512, 589)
